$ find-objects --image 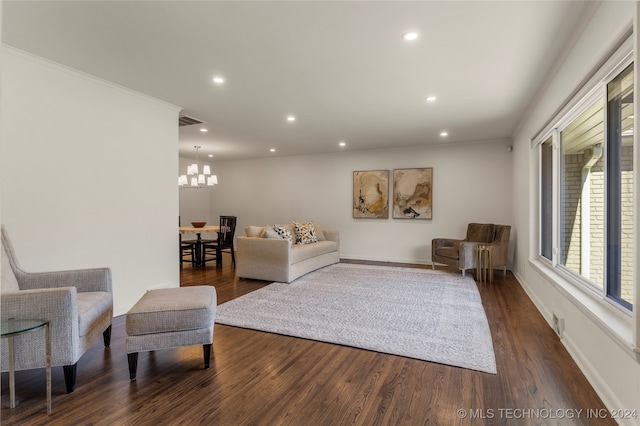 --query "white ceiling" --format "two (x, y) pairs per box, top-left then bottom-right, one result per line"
(2, 1), (592, 161)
